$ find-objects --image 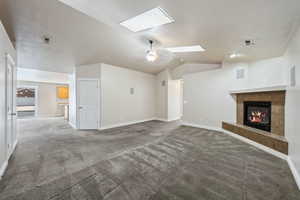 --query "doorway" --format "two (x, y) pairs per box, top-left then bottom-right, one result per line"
(16, 86), (37, 118)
